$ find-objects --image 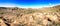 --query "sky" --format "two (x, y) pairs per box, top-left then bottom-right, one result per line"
(0, 0), (60, 8)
